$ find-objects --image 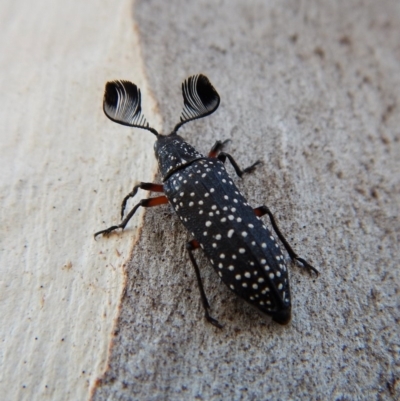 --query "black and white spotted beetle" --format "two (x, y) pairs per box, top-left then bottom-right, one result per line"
(95, 74), (318, 327)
